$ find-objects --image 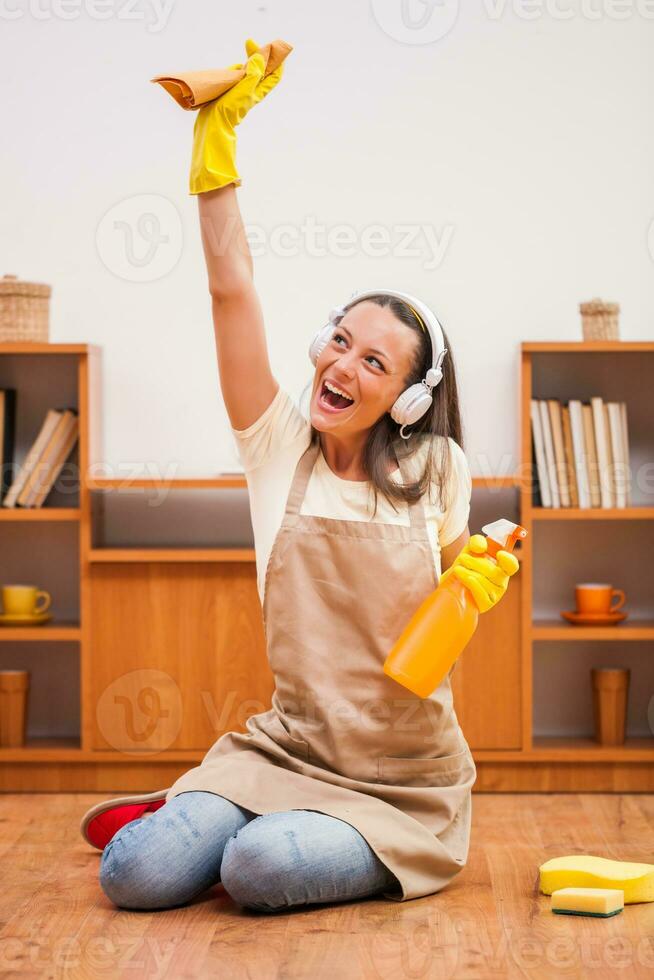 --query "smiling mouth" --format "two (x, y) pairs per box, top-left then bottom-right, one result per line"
(318, 382), (355, 412)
